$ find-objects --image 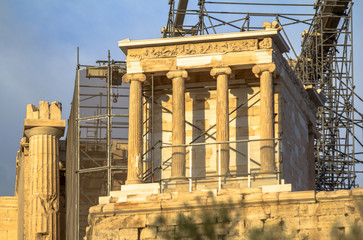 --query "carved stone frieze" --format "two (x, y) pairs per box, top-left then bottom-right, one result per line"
(258, 38), (272, 49)
(128, 39), (265, 59)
